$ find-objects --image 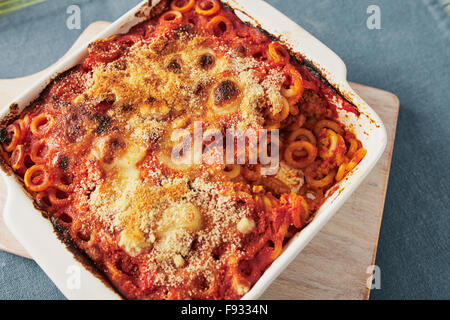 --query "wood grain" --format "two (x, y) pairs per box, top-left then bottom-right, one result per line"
(0, 22), (399, 300)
